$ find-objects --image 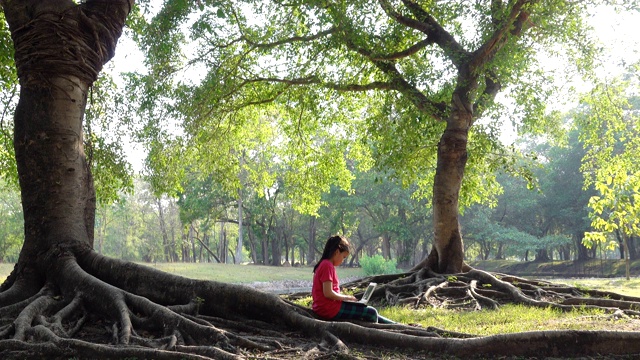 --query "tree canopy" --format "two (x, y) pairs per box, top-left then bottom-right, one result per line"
(120, 0), (640, 274)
